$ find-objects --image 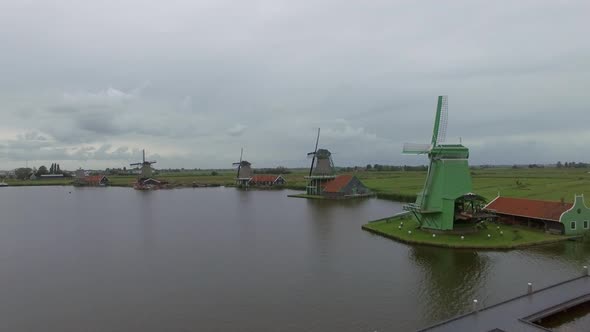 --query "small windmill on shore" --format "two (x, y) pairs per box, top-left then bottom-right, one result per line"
(130, 149), (157, 180)
(304, 128), (336, 195)
(232, 148), (253, 187)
